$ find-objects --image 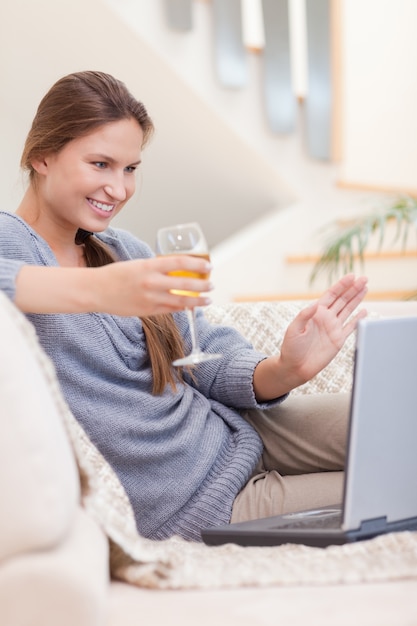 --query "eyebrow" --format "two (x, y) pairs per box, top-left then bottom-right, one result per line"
(87, 153), (142, 166)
